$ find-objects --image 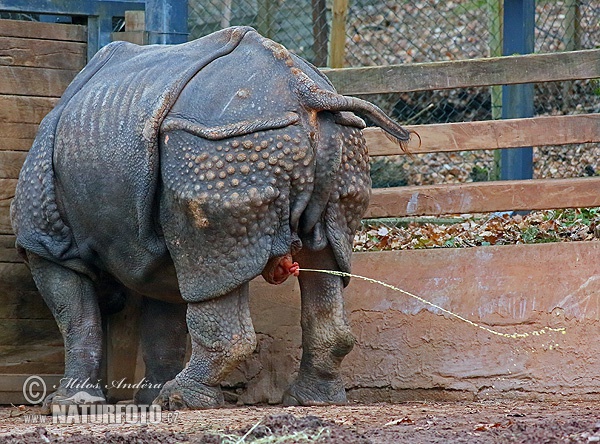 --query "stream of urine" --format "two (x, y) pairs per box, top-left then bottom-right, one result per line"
(299, 268), (566, 340)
